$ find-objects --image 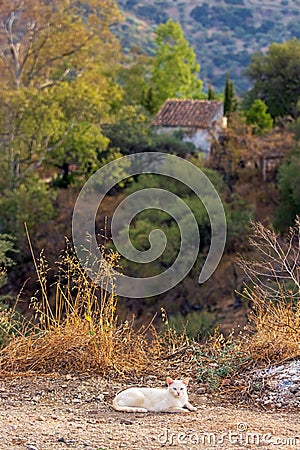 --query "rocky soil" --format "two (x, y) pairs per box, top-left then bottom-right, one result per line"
(251, 360), (300, 410)
(0, 374), (299, 450)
